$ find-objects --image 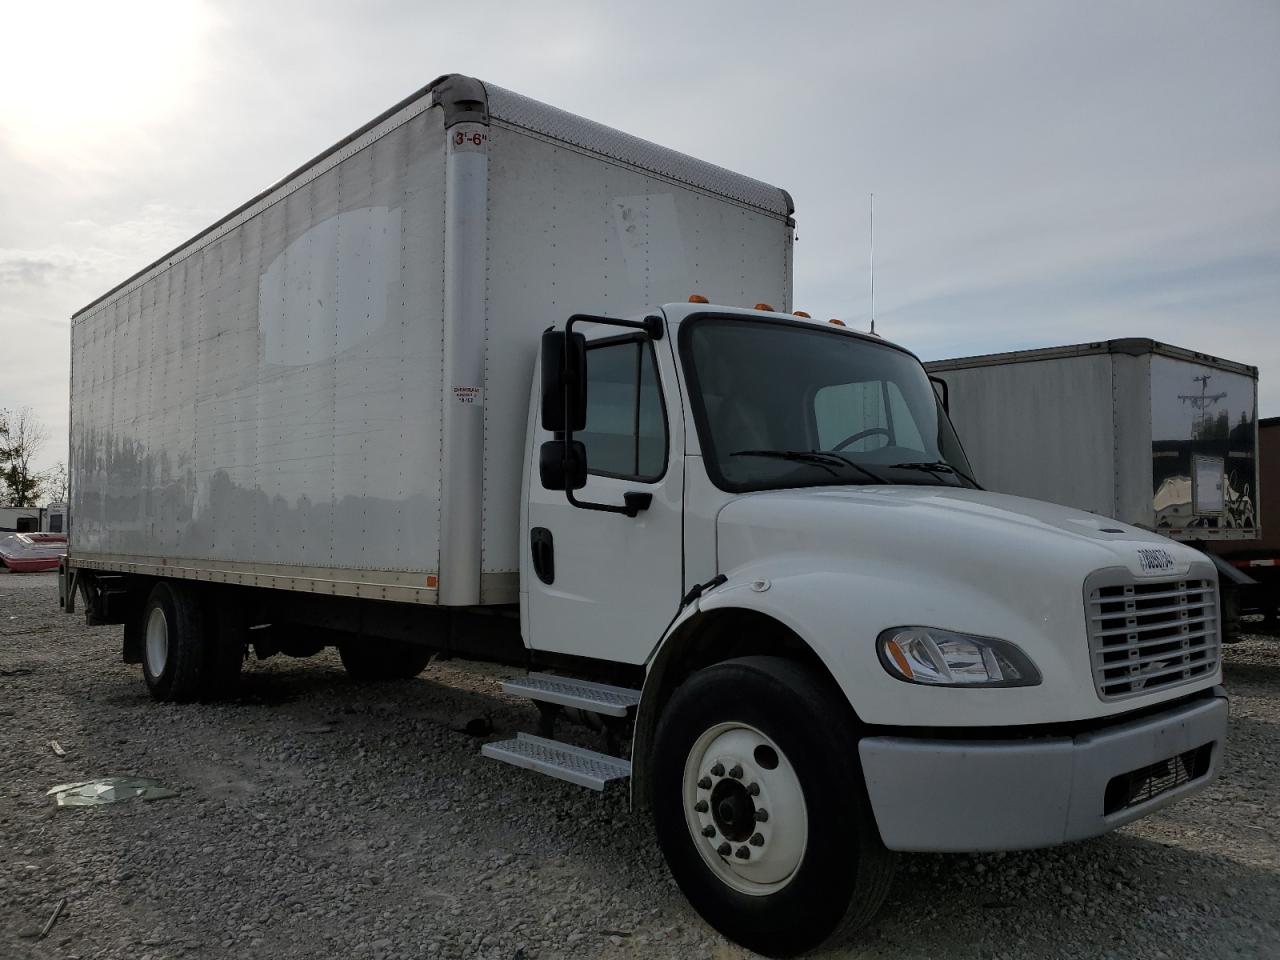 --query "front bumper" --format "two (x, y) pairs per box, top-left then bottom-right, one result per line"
(858, 690), (1228, 852)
